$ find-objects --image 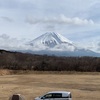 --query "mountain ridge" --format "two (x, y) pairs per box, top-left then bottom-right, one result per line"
(0, 32), (99, 57)
(25, 32), (100, 57)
